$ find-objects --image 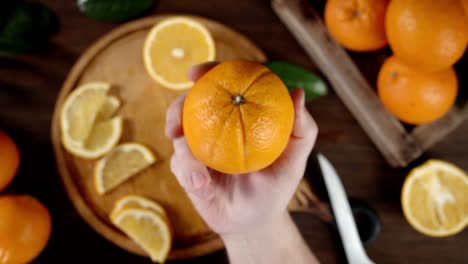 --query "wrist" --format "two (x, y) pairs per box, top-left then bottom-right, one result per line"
(221, 212), (319, 264)
(222, 212), (312, 264)
(220, 212), (290, 246)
